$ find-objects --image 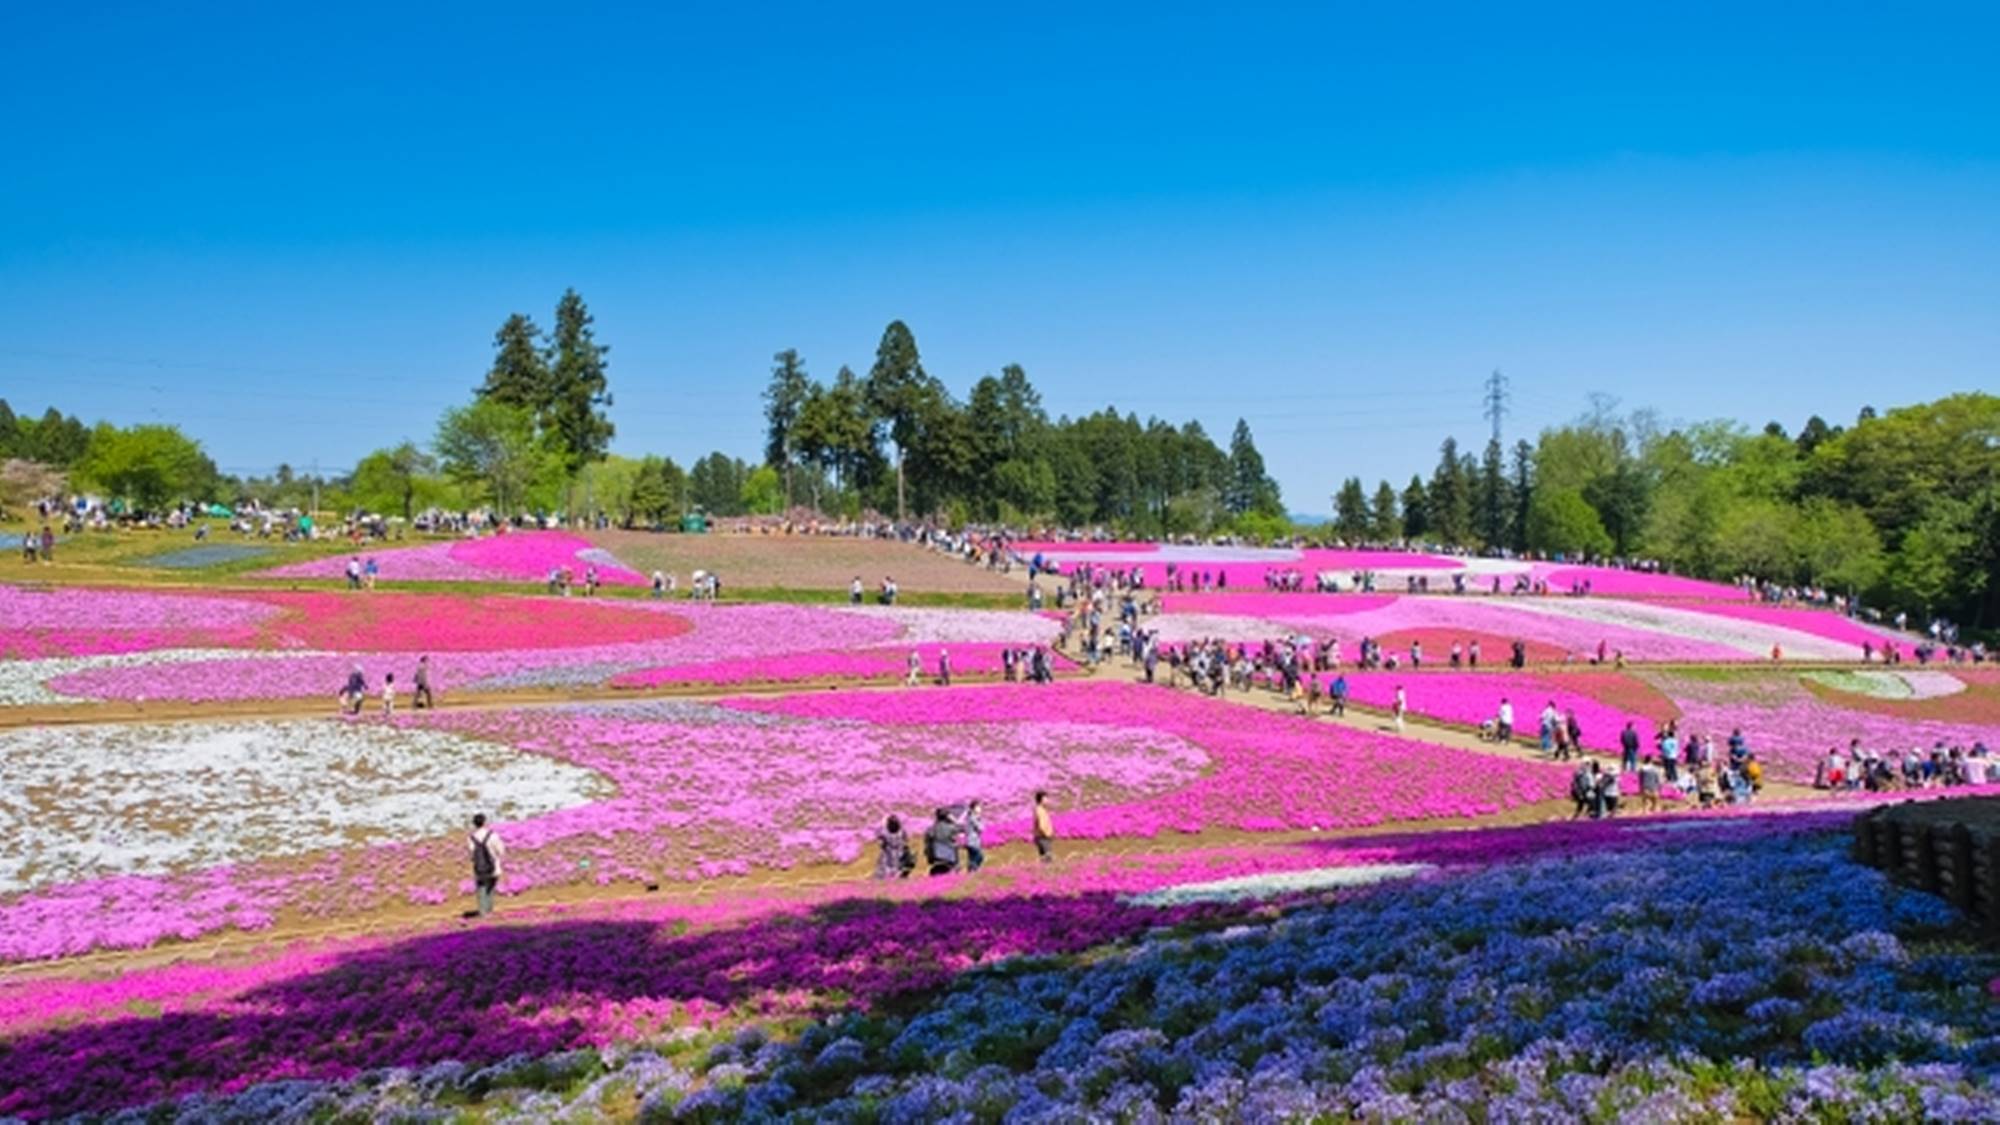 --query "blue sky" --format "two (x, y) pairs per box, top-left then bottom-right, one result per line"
(2, 2), (1996, 510)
